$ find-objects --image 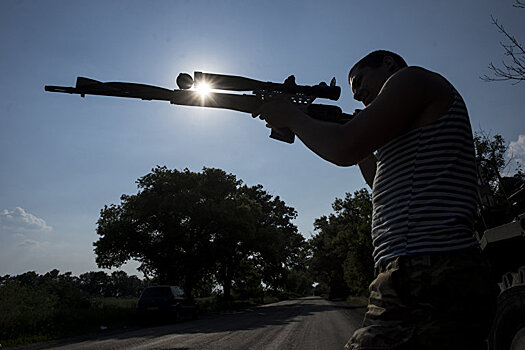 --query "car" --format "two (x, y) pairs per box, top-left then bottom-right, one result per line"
(137, 285), (198, 321)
